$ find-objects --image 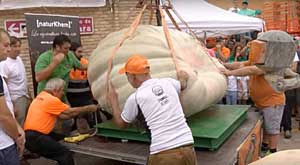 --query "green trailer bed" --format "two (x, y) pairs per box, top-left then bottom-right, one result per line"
(95, 105), (248, 150)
